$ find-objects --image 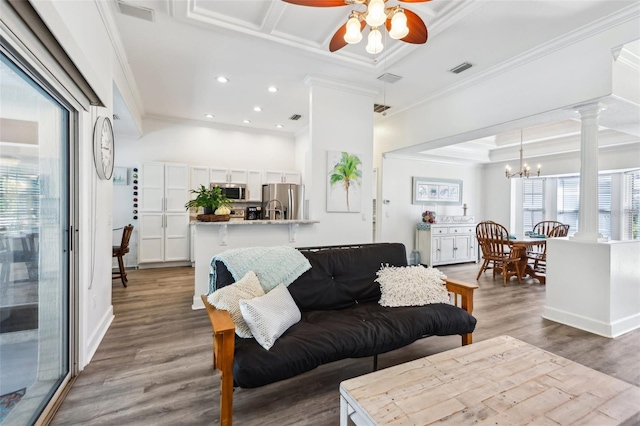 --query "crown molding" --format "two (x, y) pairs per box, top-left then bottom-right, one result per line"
(303, 74), (378, 97)
(144, 113), (296, 139)
(95, 0), (145, 117)
(385, 2), (640, 120)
